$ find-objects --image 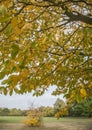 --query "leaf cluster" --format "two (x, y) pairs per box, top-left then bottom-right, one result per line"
(0, 0), (92, 102)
